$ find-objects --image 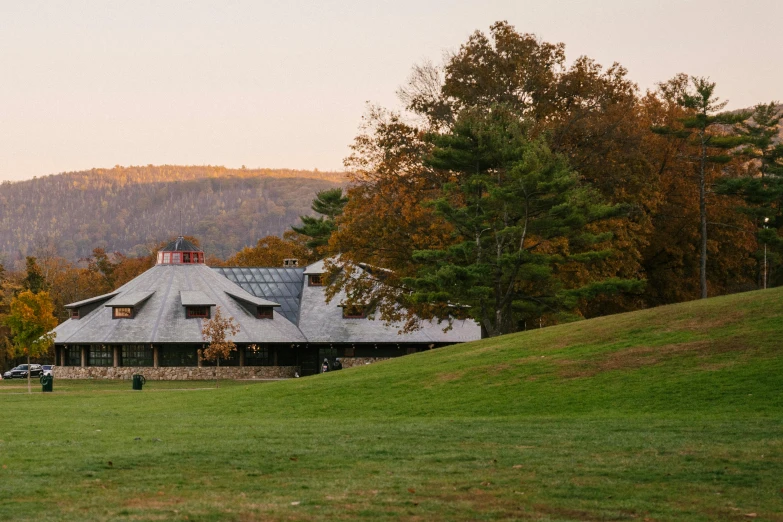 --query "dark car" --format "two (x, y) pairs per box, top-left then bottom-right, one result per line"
(9, 364), (43, 379)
